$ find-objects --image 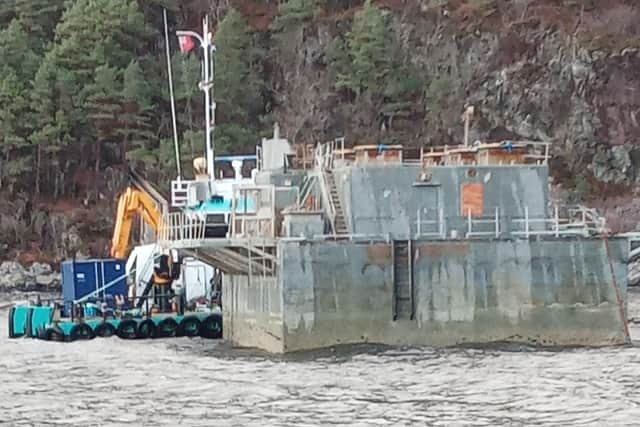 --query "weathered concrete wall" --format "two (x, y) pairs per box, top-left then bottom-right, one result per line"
(337, 165), (549, 238)
(254, 169), (307, 188)
(222, 273), (284, 353)
(277, 238), (628, 352)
